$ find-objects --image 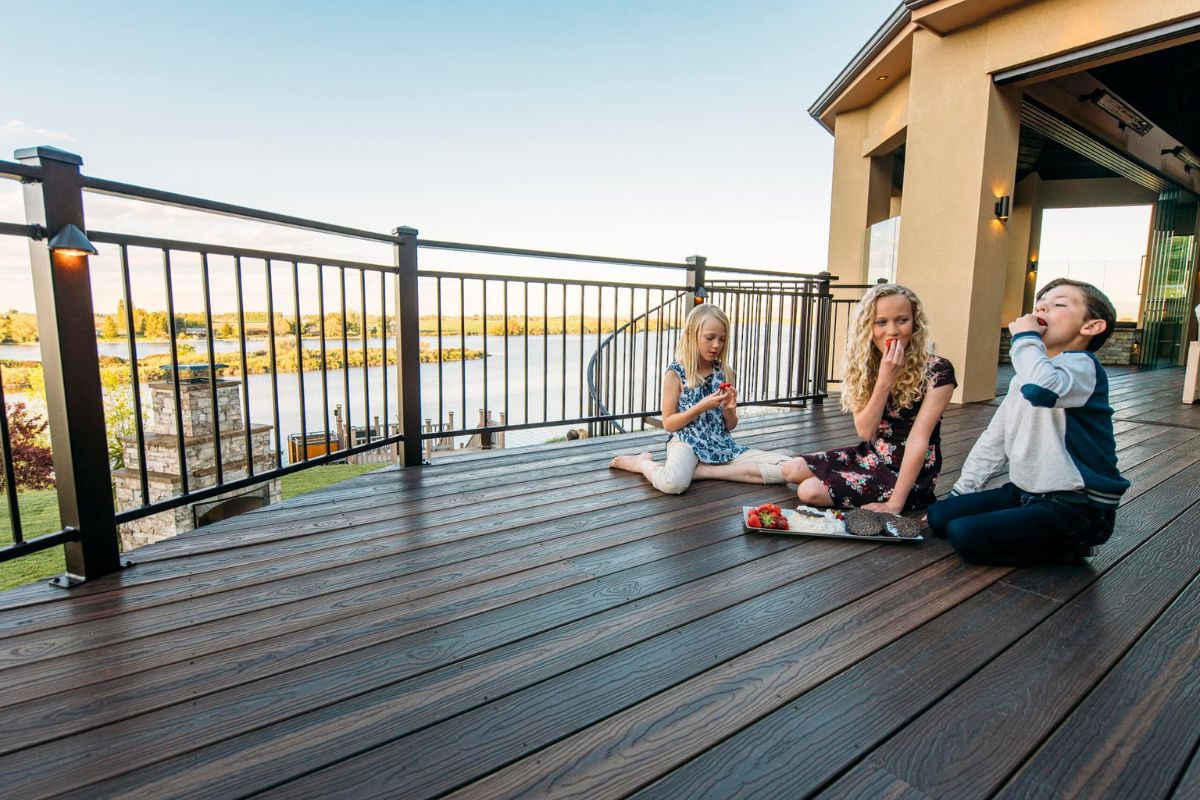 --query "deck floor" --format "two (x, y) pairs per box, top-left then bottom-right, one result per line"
(1, 366), (1198, 799)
